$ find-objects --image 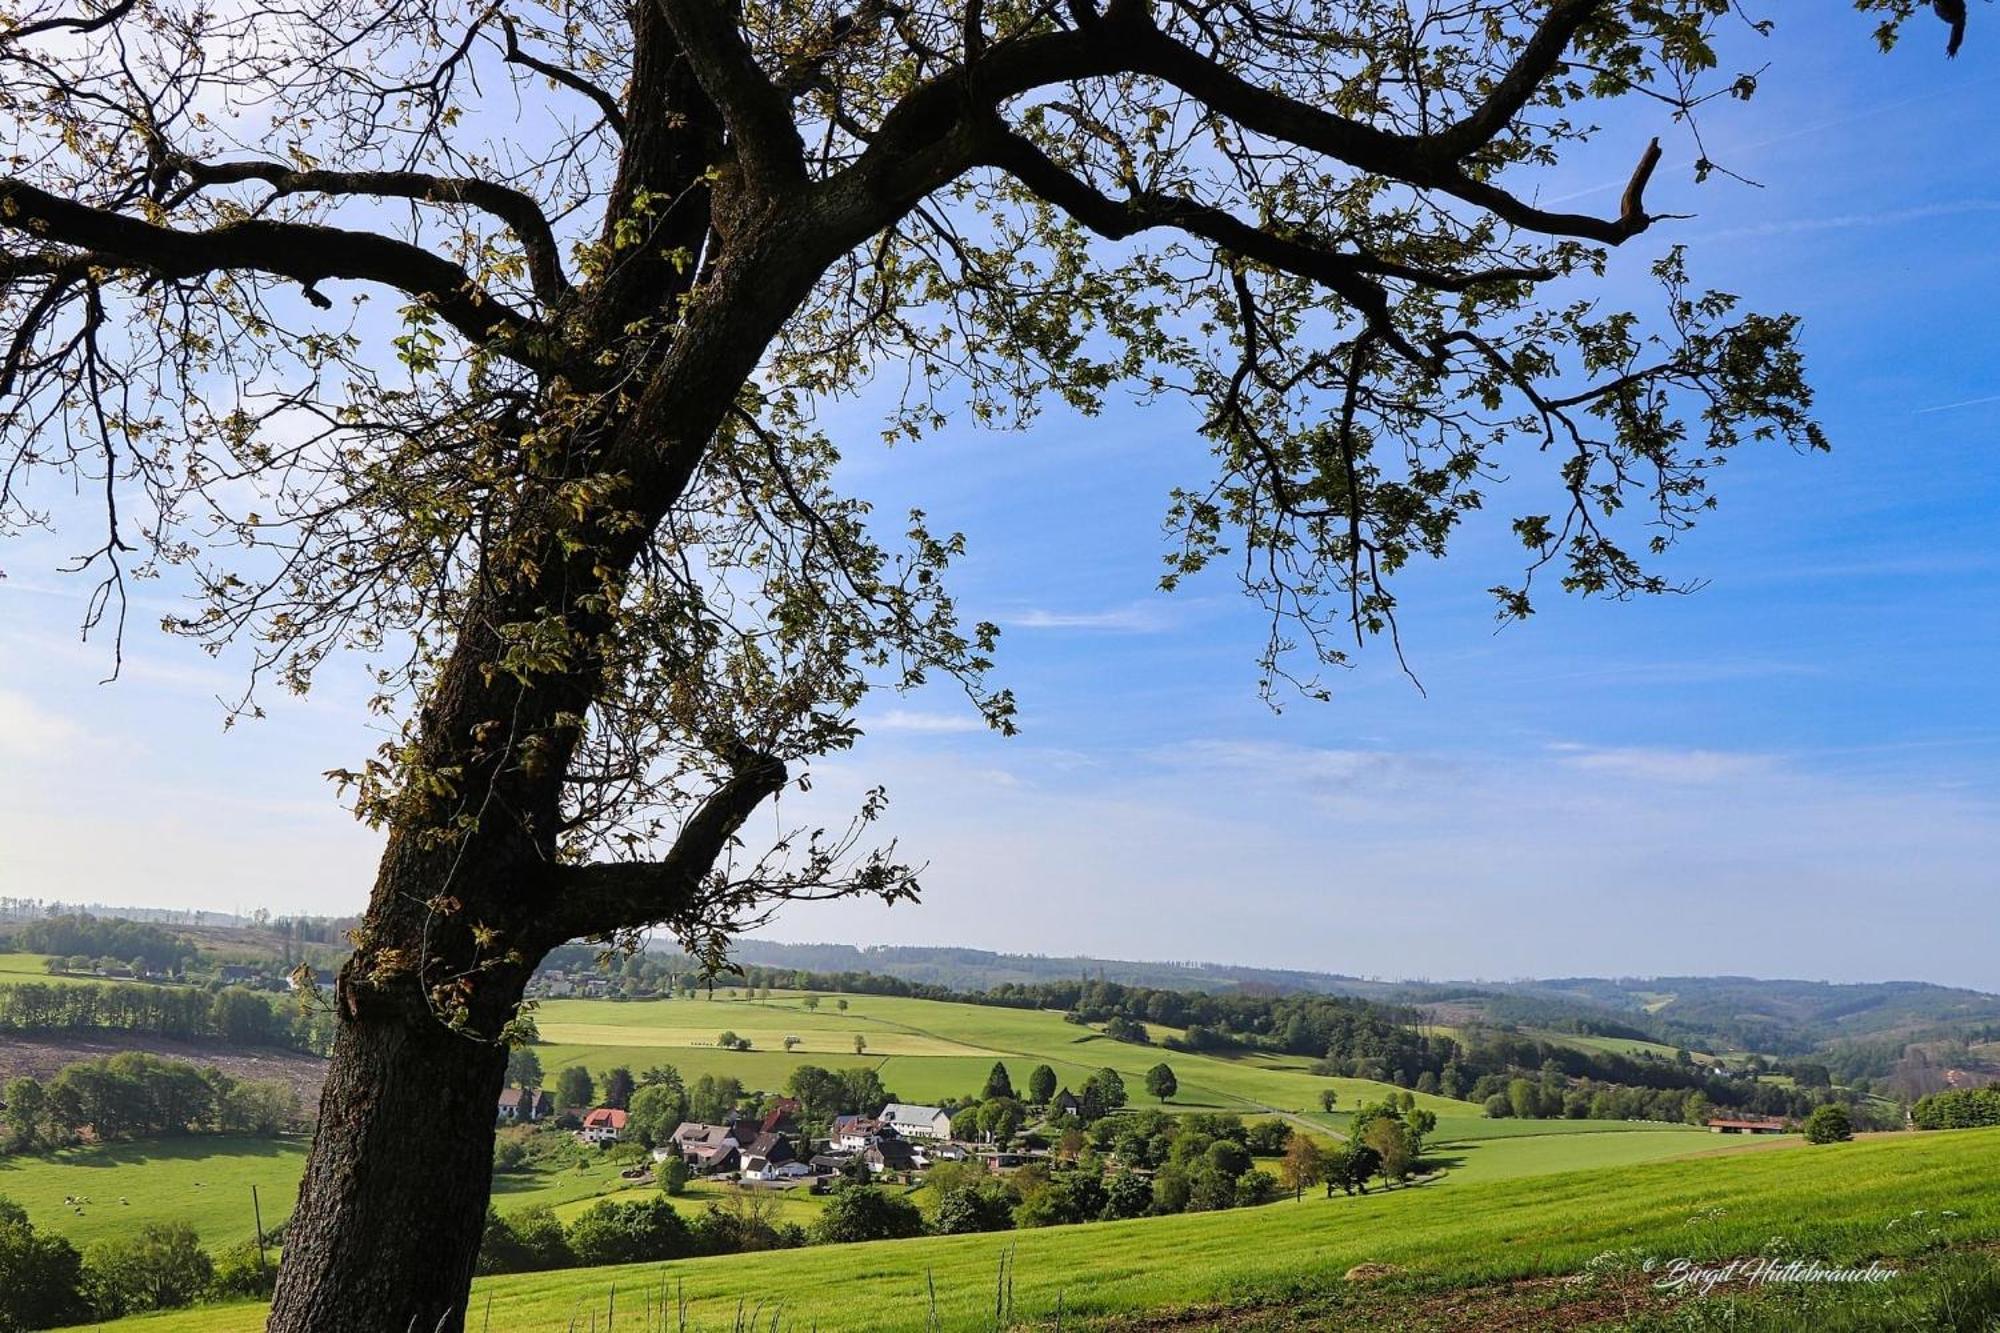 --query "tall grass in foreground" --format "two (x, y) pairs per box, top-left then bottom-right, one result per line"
(74, 1128), (2000, 1332)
